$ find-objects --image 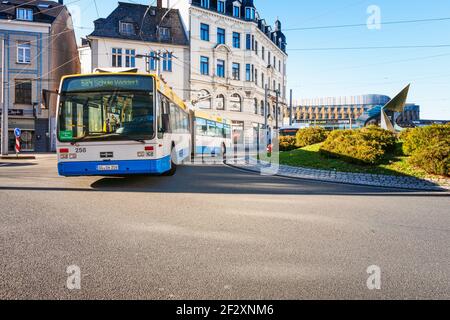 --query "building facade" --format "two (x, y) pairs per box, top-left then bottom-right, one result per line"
(0, 0), (80, 152)
(291, 94), (420, 130)
(186, 0), (288, 144)
(86, 1), (190, 101)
